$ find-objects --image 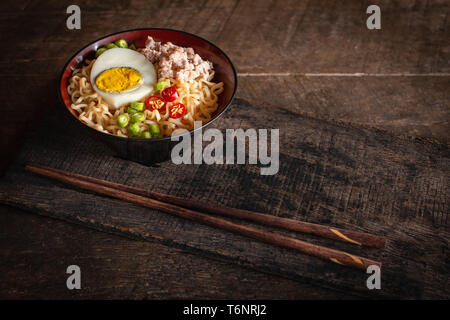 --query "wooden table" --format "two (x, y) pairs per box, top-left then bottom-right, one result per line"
(0, 0), (448, 299)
